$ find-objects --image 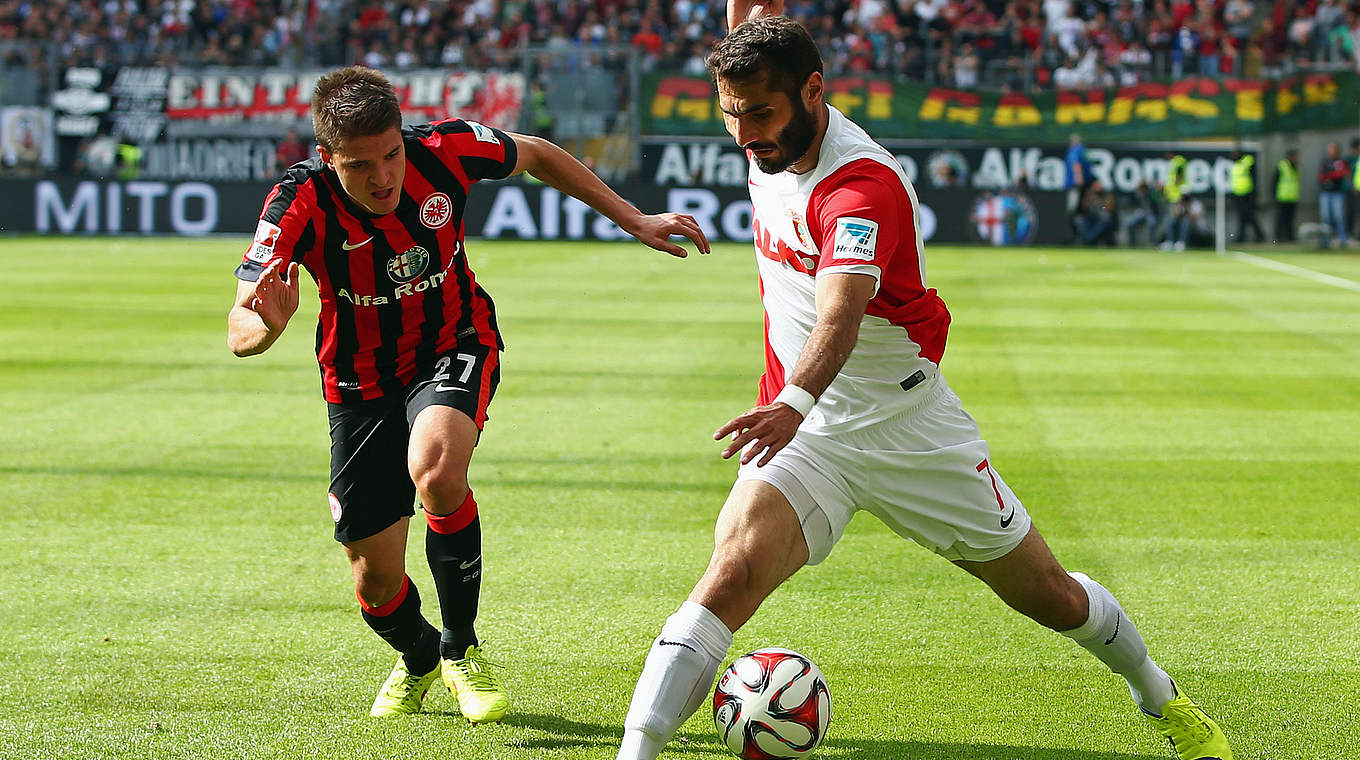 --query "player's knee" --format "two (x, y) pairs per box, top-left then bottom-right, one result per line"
(410, 460), (469, 515)
(704, 547), (771, 603)
(354, 568), (406, 609)
(1019, 571), (1088, 631)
